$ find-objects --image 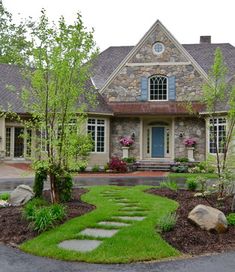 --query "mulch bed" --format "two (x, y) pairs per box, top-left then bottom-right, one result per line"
(0, 188), (95, 246)
(147, 188), (235, 256)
